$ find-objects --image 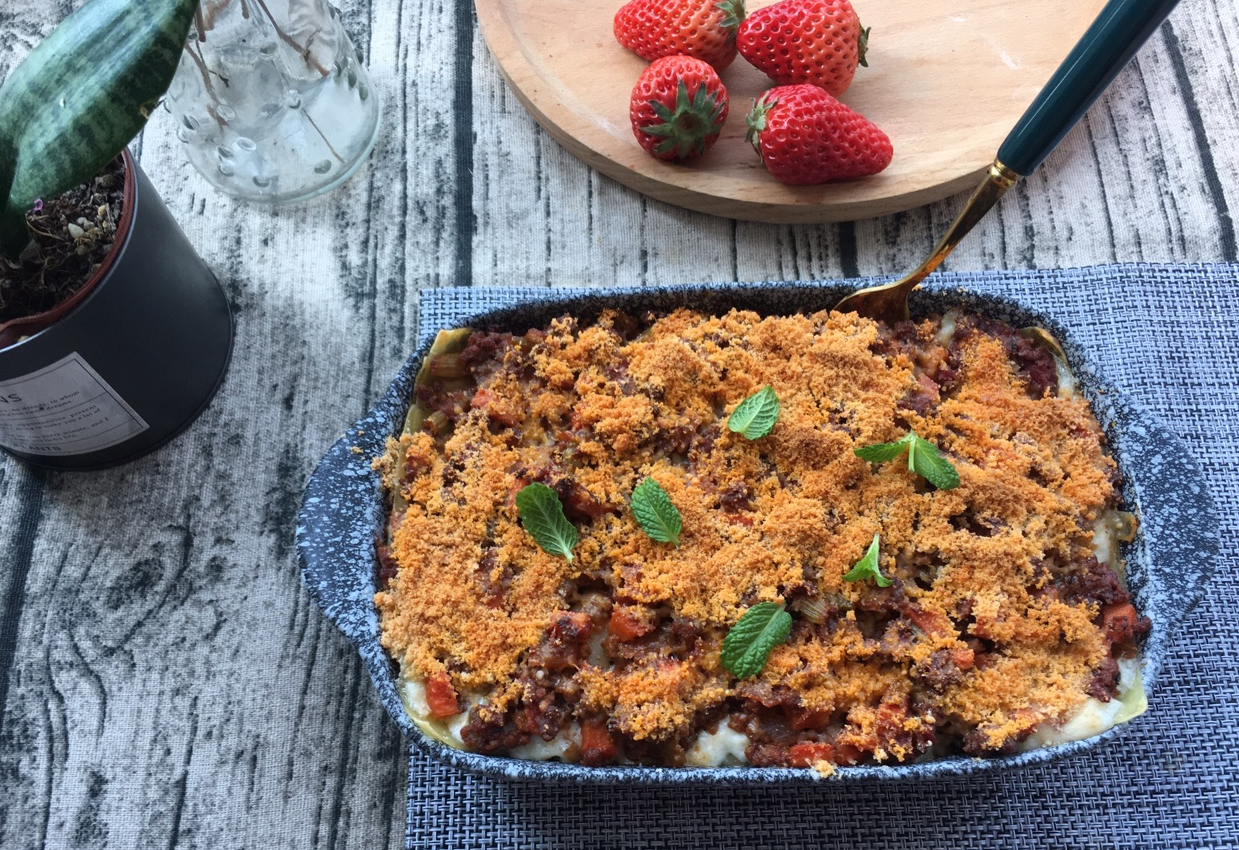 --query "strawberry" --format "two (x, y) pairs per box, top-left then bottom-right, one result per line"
(614, 0), (747, 72)
(630, 55), (729, 161)
(745, 84), (892, 184)
(736, 0), (869, 96)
